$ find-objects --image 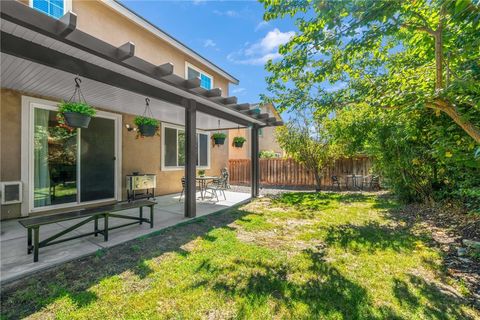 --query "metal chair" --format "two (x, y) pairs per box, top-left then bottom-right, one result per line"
(220, 167), (230, 189)
(205, 176), (227, 201)
(331, 176), (341, 190)
(369, 175), (380, 190)
(179, 177), (186, 202)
